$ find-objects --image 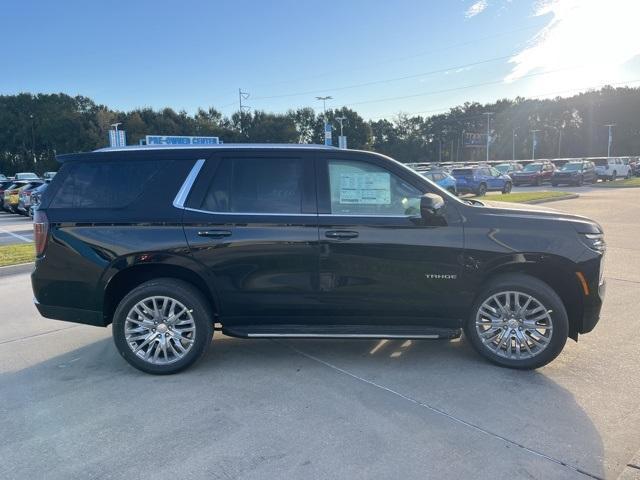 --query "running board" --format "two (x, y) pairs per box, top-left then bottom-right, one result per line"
(223, 325), (461, 340)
